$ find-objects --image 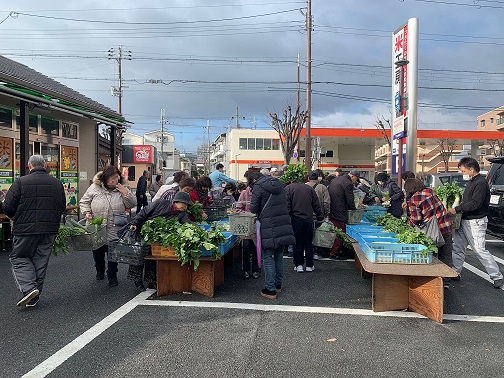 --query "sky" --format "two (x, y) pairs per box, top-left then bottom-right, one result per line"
(1, 0), (503, 153)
